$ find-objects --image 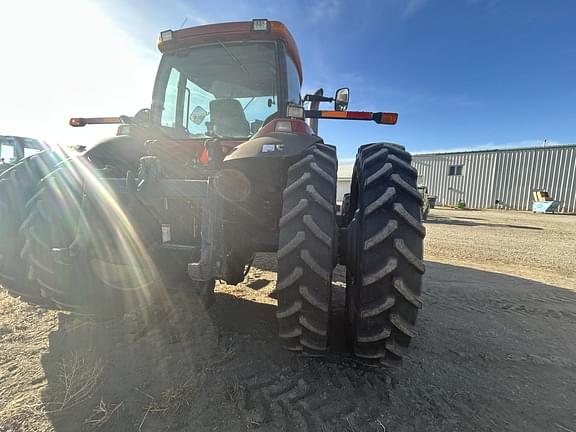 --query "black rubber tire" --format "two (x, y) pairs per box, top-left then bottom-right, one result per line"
(20, 163), (159, 317)
(345, 143), (425, 365)
(276, 143), (337, 354)
(0, 152), (59, 303)
(341, 193), (351, 220)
